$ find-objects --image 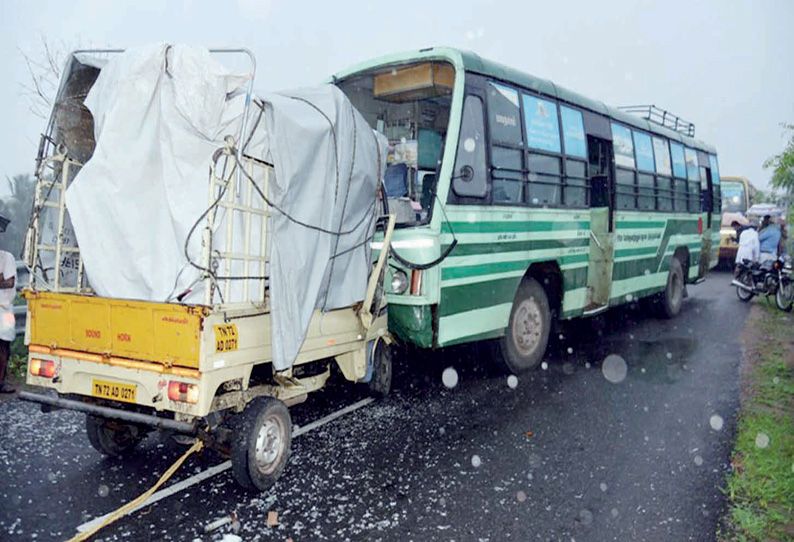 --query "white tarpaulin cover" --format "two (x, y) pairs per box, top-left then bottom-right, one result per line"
(64, 44), (385, 369)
